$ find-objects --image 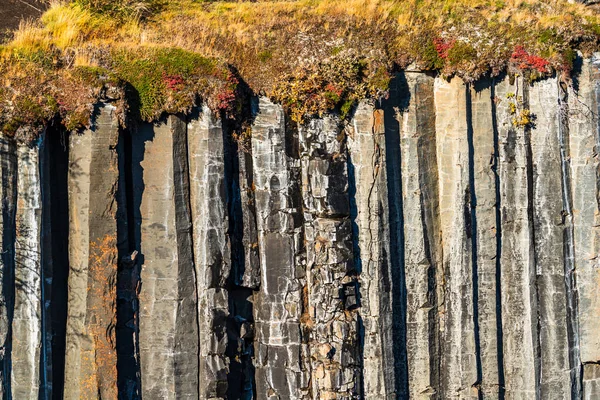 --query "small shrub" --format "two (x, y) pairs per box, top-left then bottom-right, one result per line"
(510, 46), (549, 73)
